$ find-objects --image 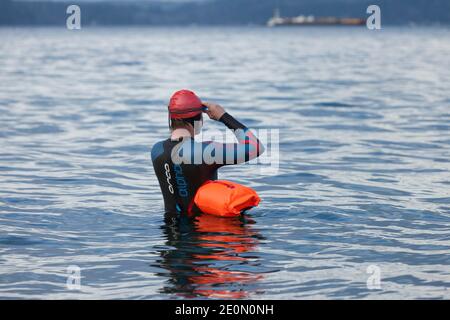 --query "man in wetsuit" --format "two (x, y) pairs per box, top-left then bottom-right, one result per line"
(151, 90), (265, 215)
